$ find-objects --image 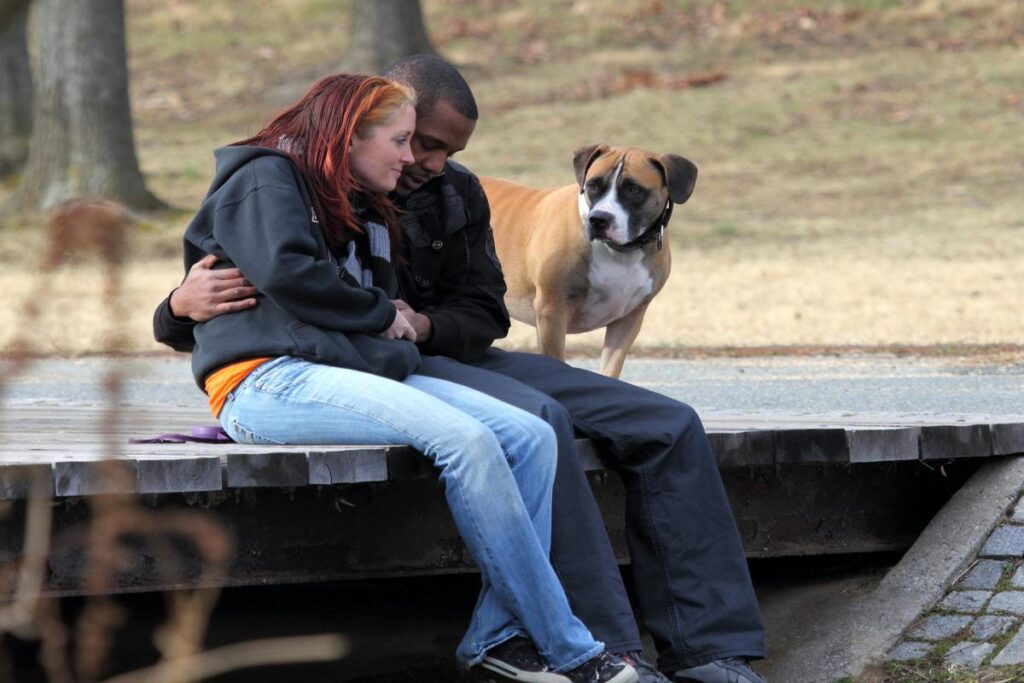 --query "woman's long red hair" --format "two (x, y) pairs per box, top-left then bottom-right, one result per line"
(235, 74), (415, 255)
